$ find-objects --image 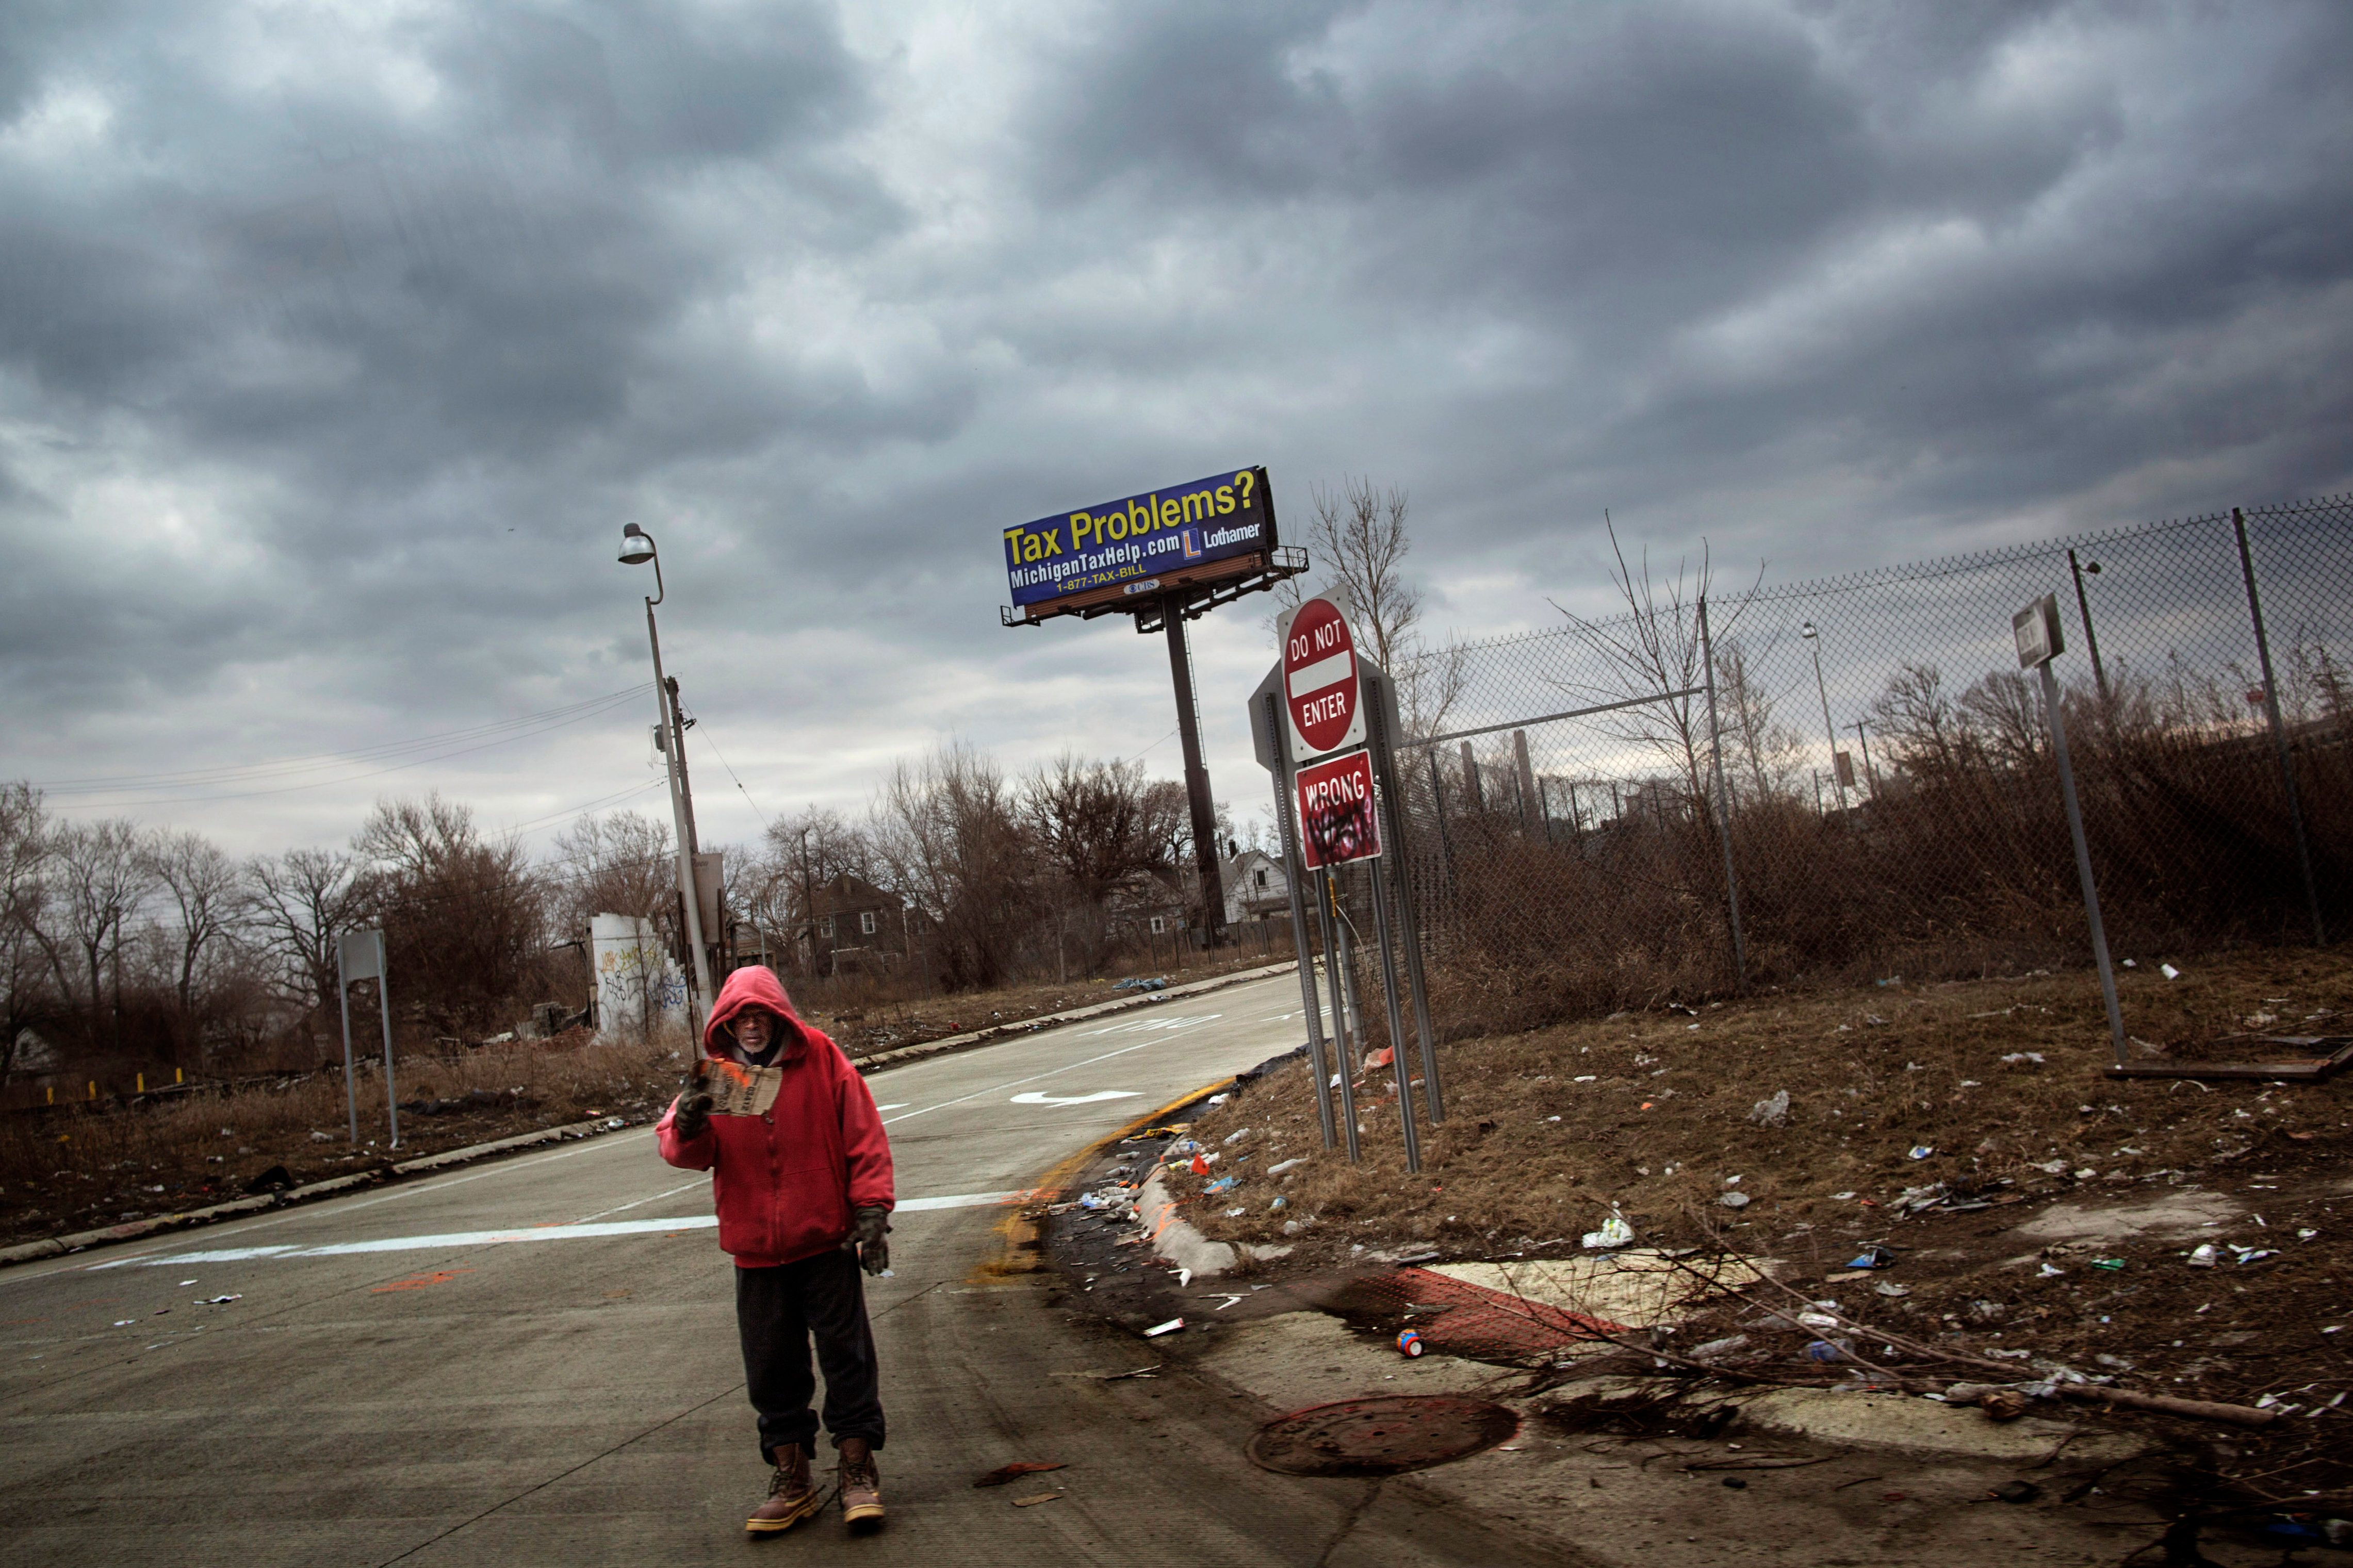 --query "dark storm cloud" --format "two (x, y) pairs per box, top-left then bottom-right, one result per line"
(1, 0), (2348, 850)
